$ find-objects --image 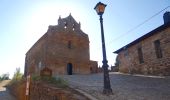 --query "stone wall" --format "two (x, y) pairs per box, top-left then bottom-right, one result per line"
(8, 80), (26, 100)
(30, 82), (76, 100)
(9, 80), (89, 100)
(30, 81), (90, 100)
(89, 61), (98, 73)
(117, 27), (170, 75)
